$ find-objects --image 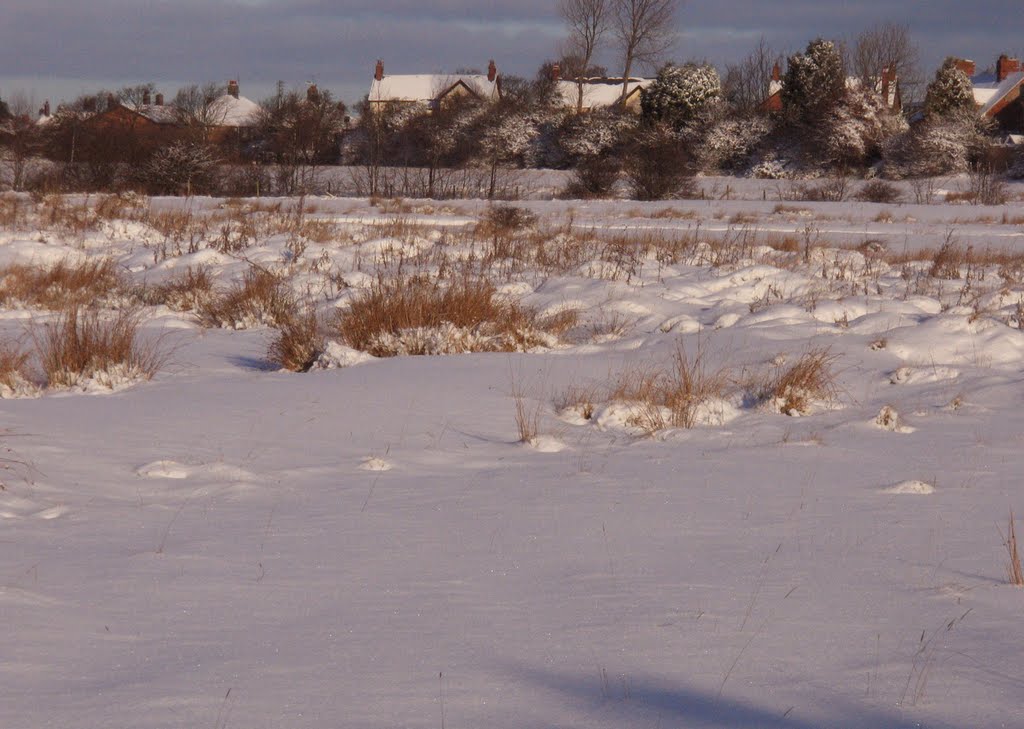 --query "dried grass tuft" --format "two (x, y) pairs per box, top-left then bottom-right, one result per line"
(0, 258), (123, 310)
(197, 267), (293, 329)
(759, 347), (840, 415)
(1006, 510), (1024, 587)
(34, 306), (168, 389)
(267, 307), (324, 372)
